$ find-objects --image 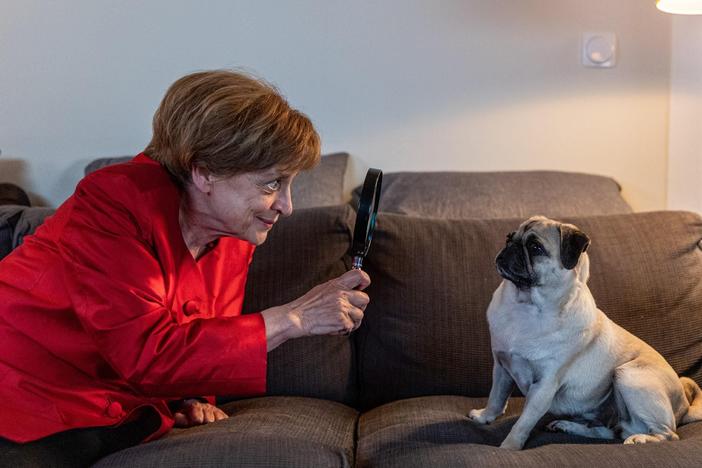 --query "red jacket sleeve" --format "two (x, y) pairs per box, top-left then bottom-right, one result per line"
(58, 174), (267, 398)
